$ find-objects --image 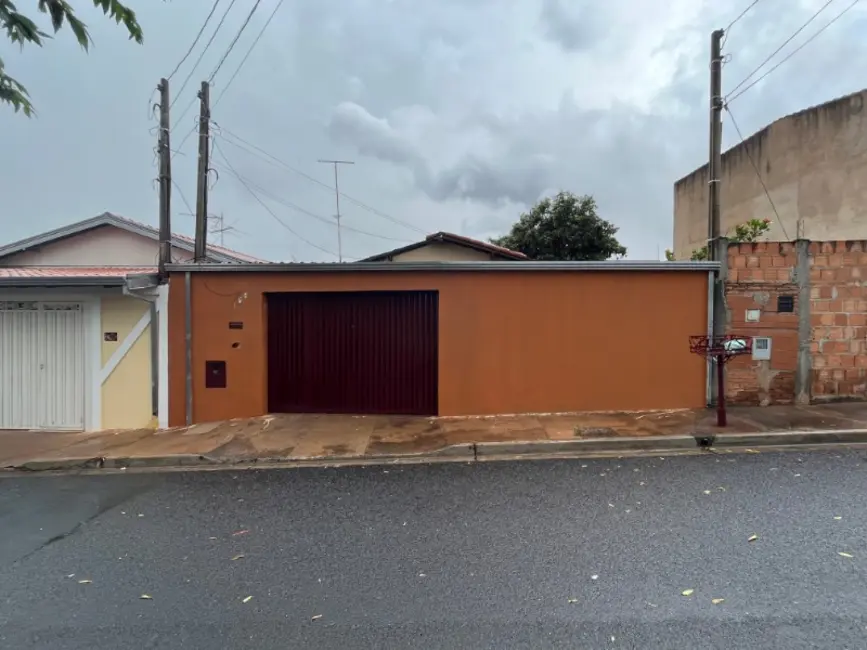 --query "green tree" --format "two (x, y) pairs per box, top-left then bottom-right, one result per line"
(492, 192), (627, 261)
(665, 218), (771, 261)
(1, 0), (142, 116)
